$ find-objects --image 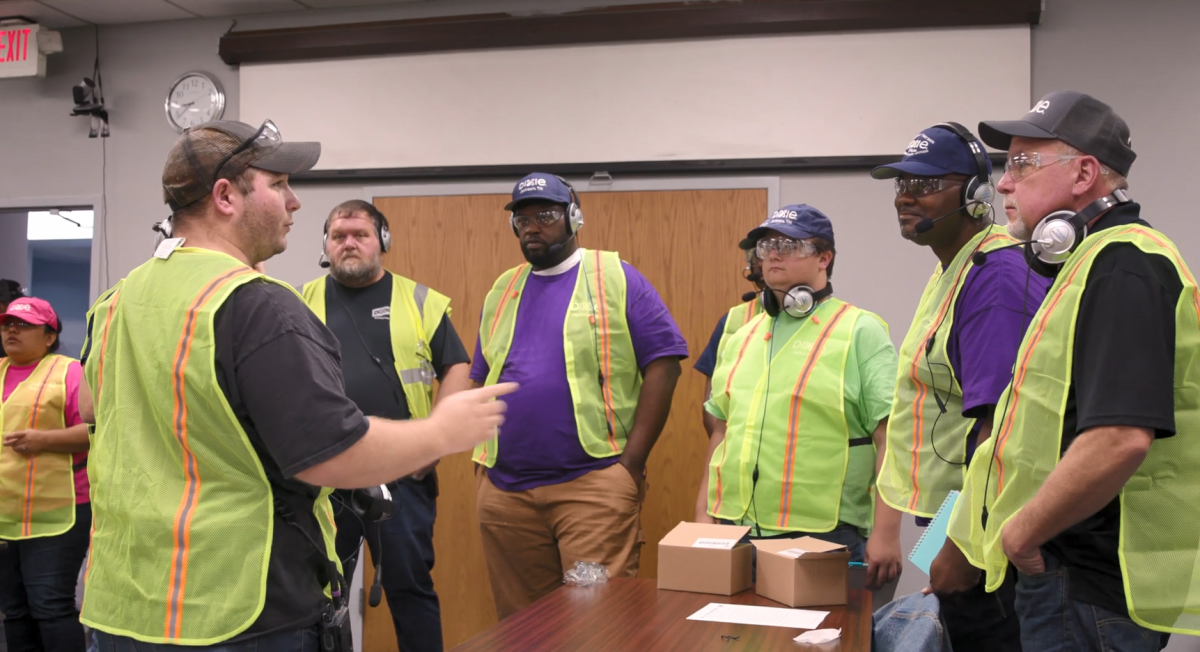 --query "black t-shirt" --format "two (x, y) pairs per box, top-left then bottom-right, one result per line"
(1040, 202), (1181, 616)
(321, 273), (470, 421)
(86, 279), (370, 639)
